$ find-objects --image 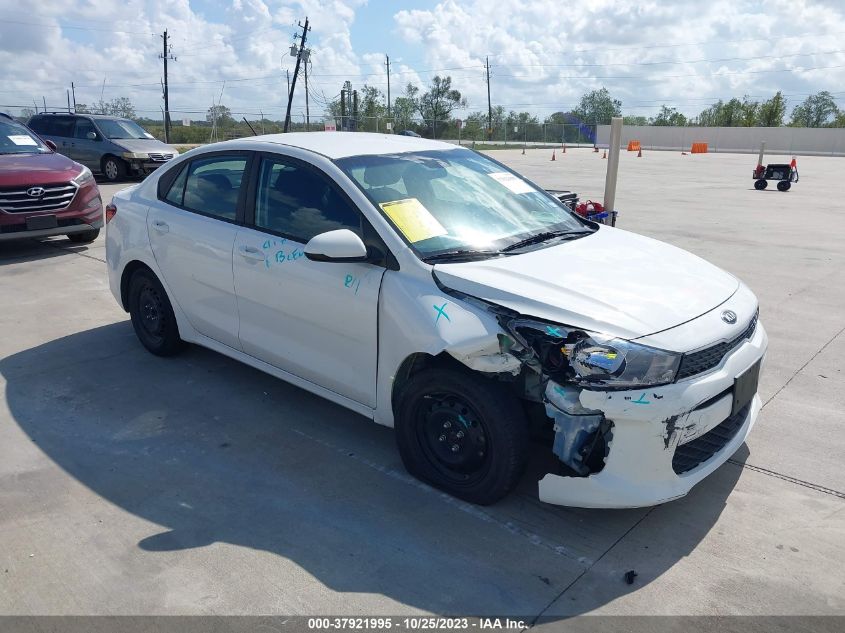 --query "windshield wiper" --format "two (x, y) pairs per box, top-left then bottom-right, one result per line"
(423, 249), (503, 263)
(500, 229), (592, 252)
